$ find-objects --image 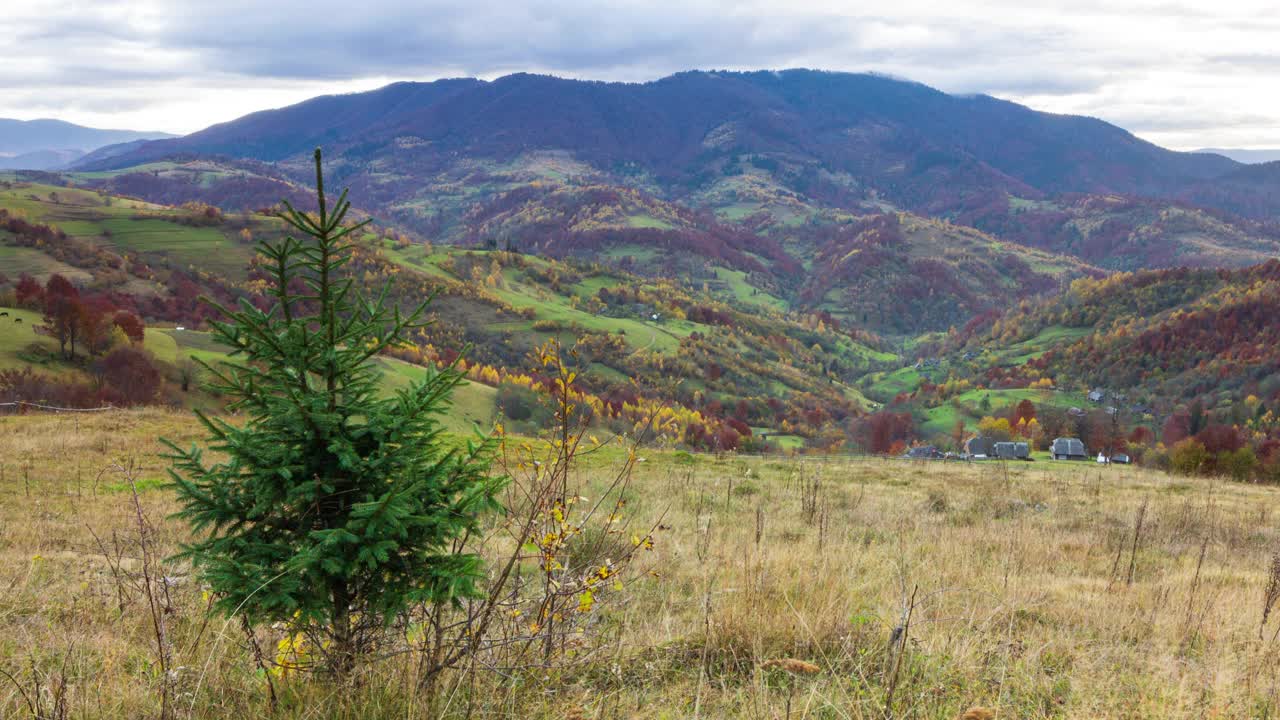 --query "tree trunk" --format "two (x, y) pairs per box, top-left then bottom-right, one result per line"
(330, 583), (355, 676)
